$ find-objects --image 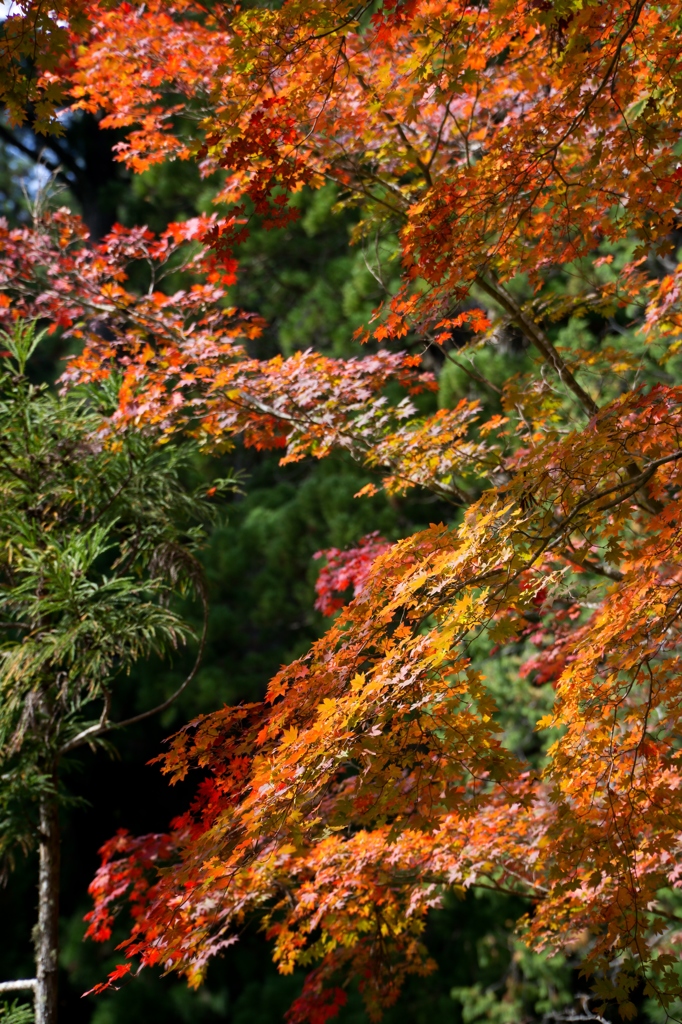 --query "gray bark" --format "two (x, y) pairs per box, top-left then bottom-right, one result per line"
(34, 781), (60, 1024)
(0, 980), (37, 994)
